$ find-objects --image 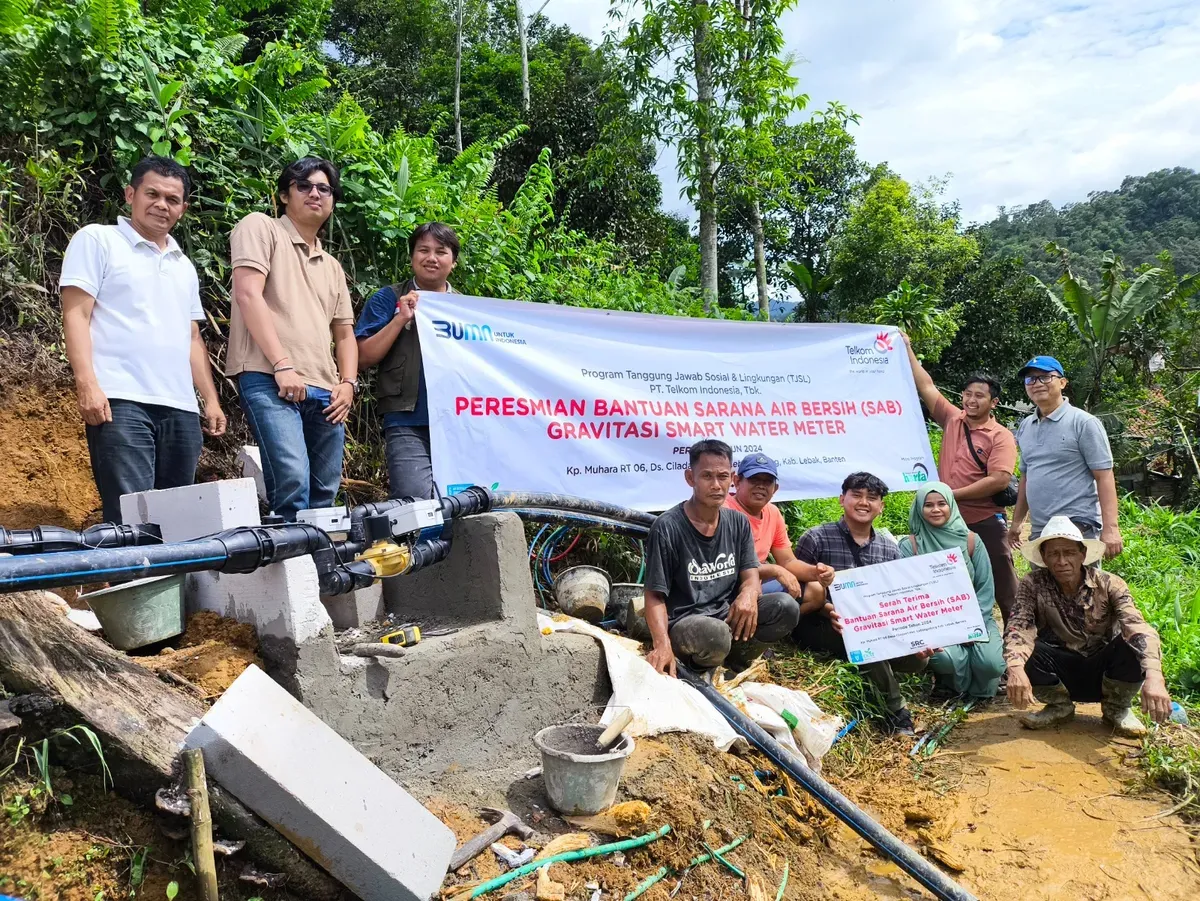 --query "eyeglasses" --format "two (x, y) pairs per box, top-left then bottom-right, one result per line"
(1024, 374), (1060, 385)
(294, 180), (333, 197)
